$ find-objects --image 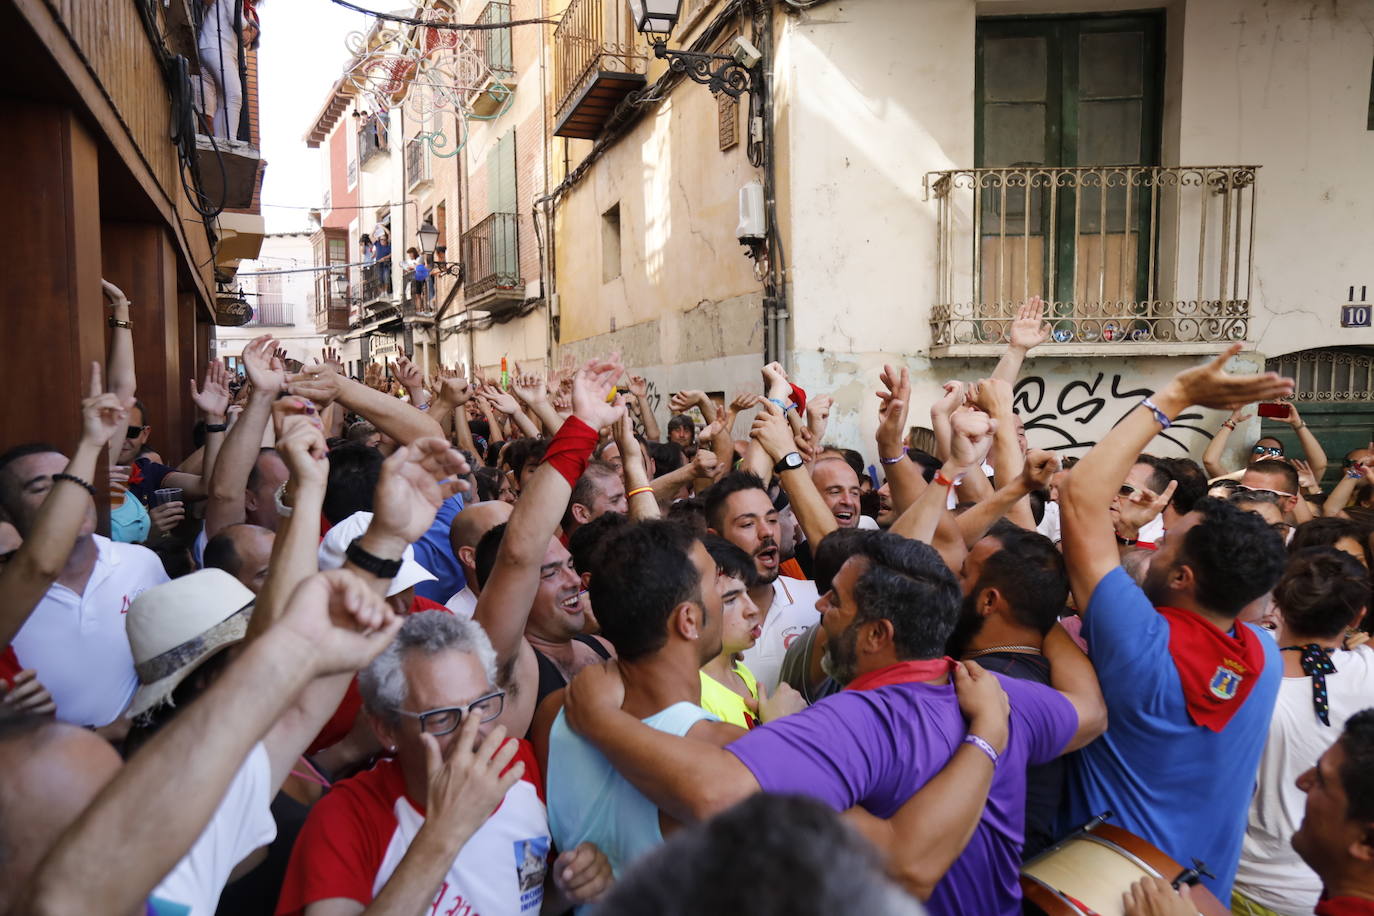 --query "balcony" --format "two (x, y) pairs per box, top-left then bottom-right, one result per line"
(189, 0), (263, 211)
(553, 0), (649, 140)
(406, 139), (432, 190)
(247, 296), (292, 327)
(461, 212), (522, 307)
(358, 113), (389, 167)
(311, 292), (349, 334)
(470, 2), (516, 117)
(359, 261), (395, 308)
(924, 165), (1259, 356)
